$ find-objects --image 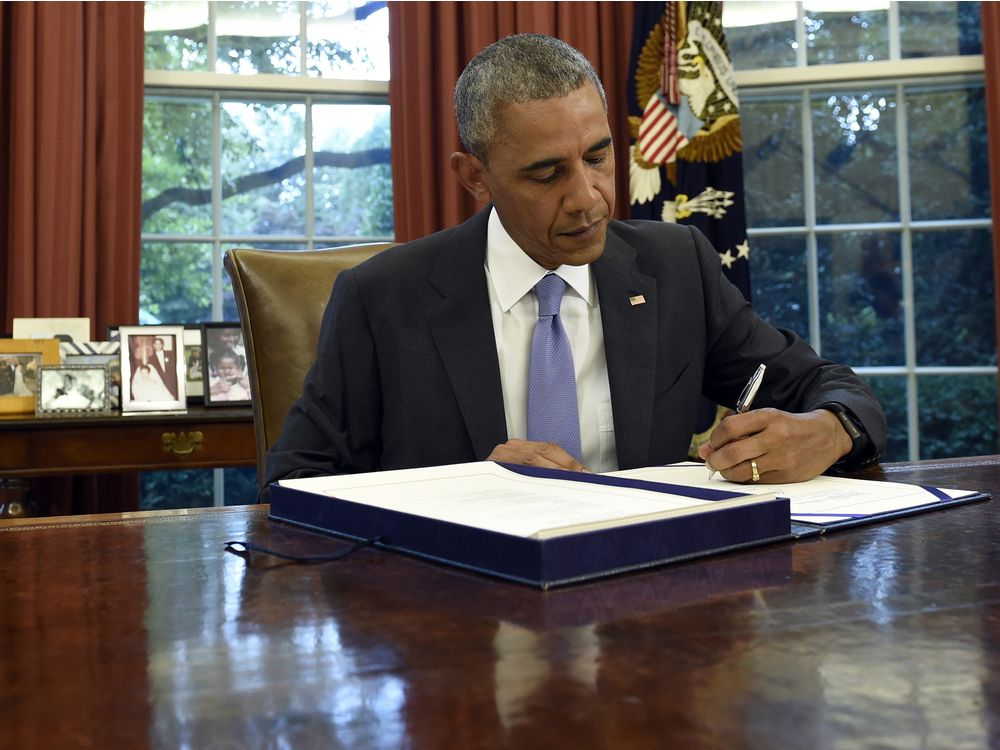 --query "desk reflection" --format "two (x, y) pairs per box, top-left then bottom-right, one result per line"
(142, 518), (793, 749)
